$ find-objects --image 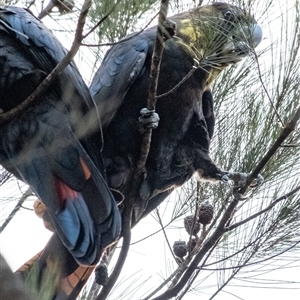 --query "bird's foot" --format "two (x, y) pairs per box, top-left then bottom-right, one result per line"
(162, 19), (177, 40)
(227, 172), (264, 189)
(138, 108), (160, 134)
(219, 173), (230, 183)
